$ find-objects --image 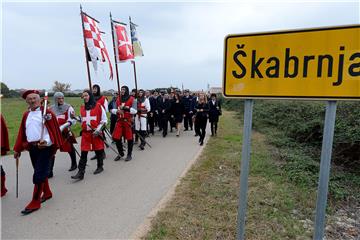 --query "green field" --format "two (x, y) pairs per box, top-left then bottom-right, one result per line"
(0, 97), (103, 153)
